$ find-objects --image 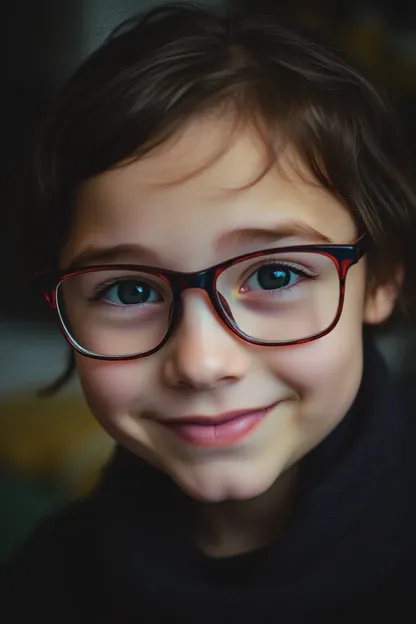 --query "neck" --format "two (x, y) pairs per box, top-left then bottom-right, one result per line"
(194, 465), (298, 558)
